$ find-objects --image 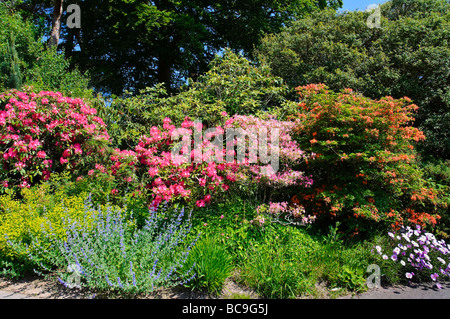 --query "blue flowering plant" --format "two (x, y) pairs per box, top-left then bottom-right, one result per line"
(374, 225), (450, 289)
(8, 197), (199, 295)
